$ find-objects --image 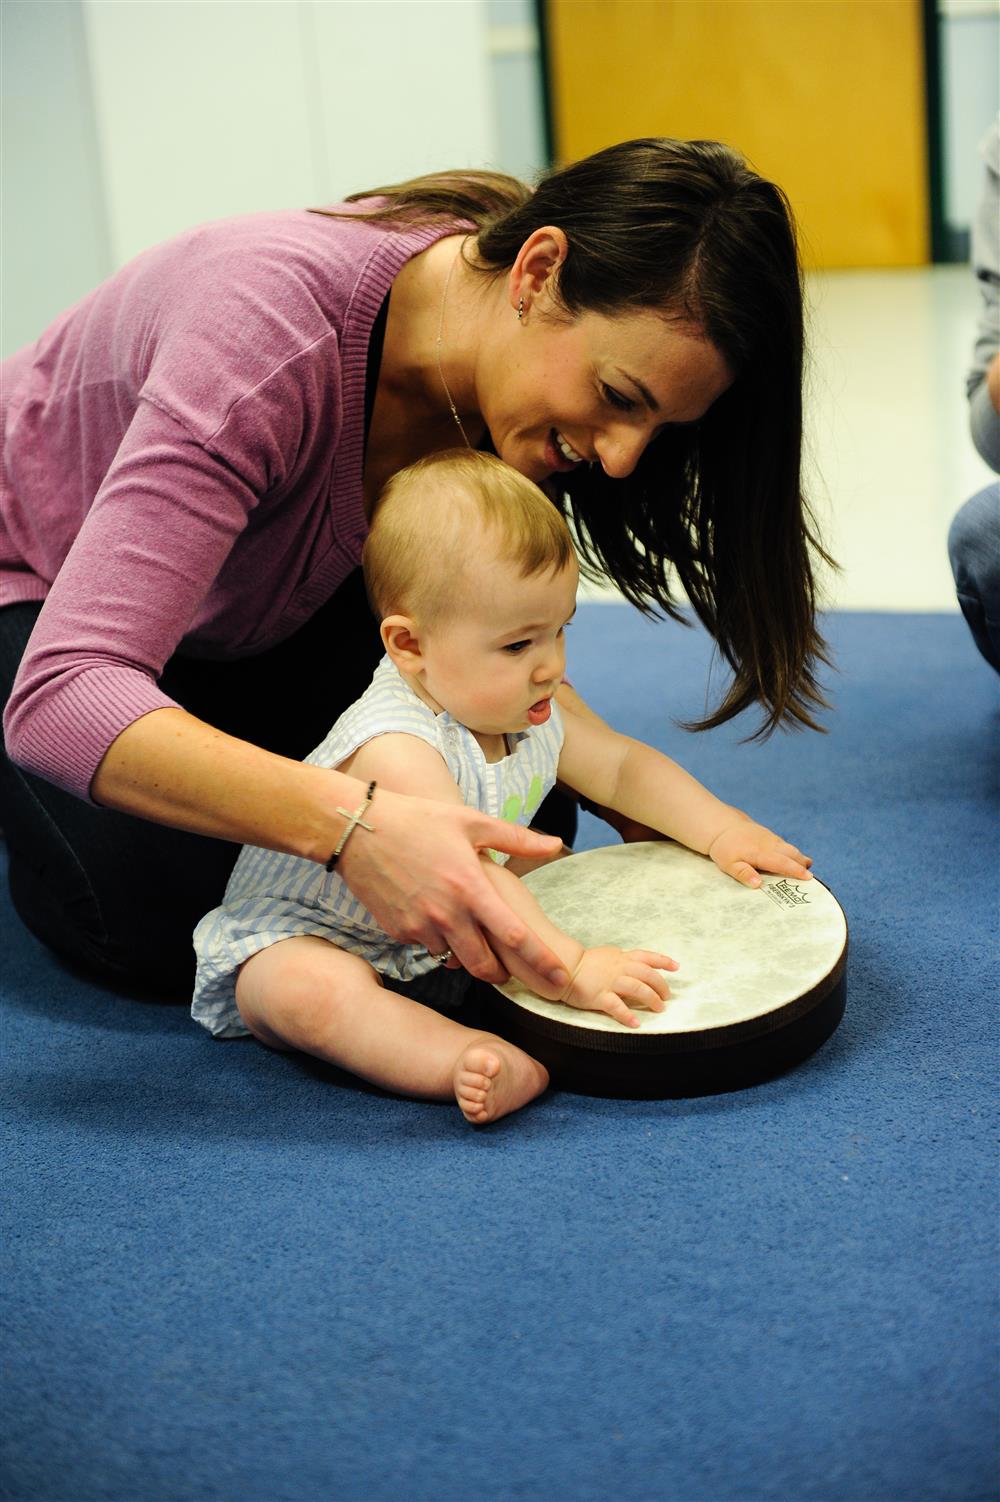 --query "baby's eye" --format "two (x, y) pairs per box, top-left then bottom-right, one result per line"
(503, 640), (531, 654)
(602, 383), (636, 412)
